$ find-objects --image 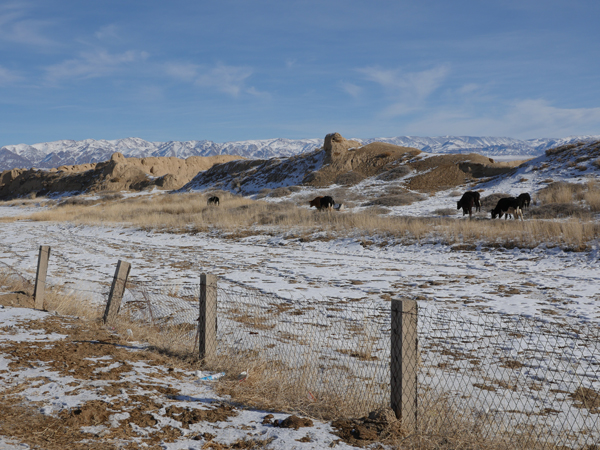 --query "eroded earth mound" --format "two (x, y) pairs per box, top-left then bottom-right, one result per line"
(0, 152), (243, 200)
(183, 132), (524, 195)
